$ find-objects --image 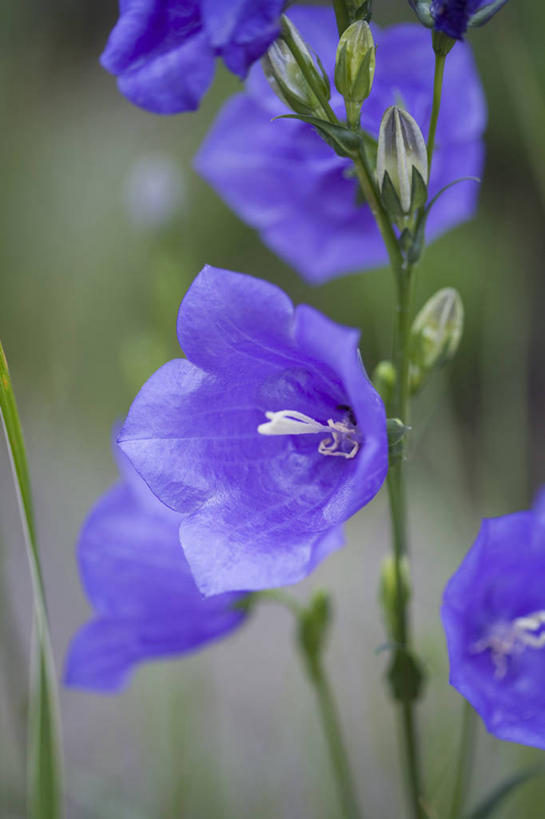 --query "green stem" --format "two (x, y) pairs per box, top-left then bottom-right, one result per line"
(332, 0), (351, 36)
(386, 265), (425, 819)
(0, 341), (64, 819)
(427, 51), (446, 172)
(352, 147), (404, 279)
(449, 702), (476, 819)
(258, 591), (362, 819)
(308, 659), (362, 819)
